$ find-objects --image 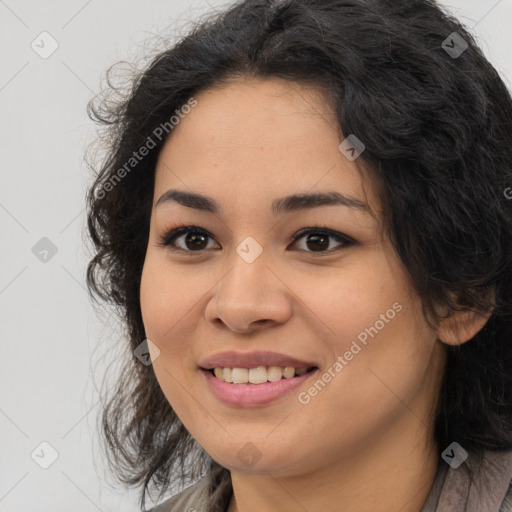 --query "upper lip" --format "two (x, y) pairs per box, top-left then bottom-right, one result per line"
(199, 350), (318, 370)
